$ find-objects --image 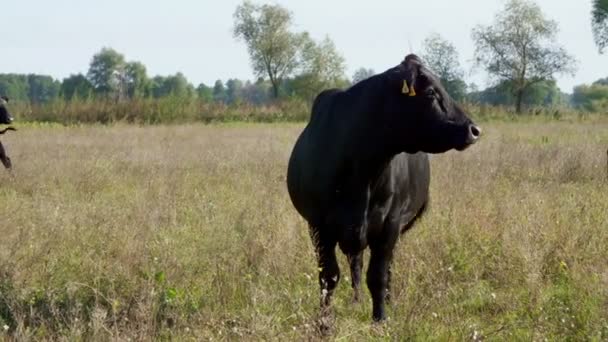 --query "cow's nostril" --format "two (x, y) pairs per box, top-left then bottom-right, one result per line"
(469, 125), (481, 139)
